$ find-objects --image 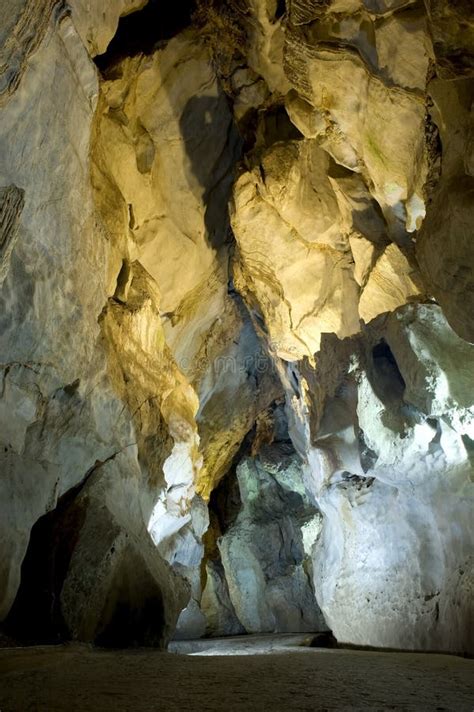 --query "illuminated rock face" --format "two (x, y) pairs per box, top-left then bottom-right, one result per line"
(0, 0), (473, 652)
(283, 304), (474, 652)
